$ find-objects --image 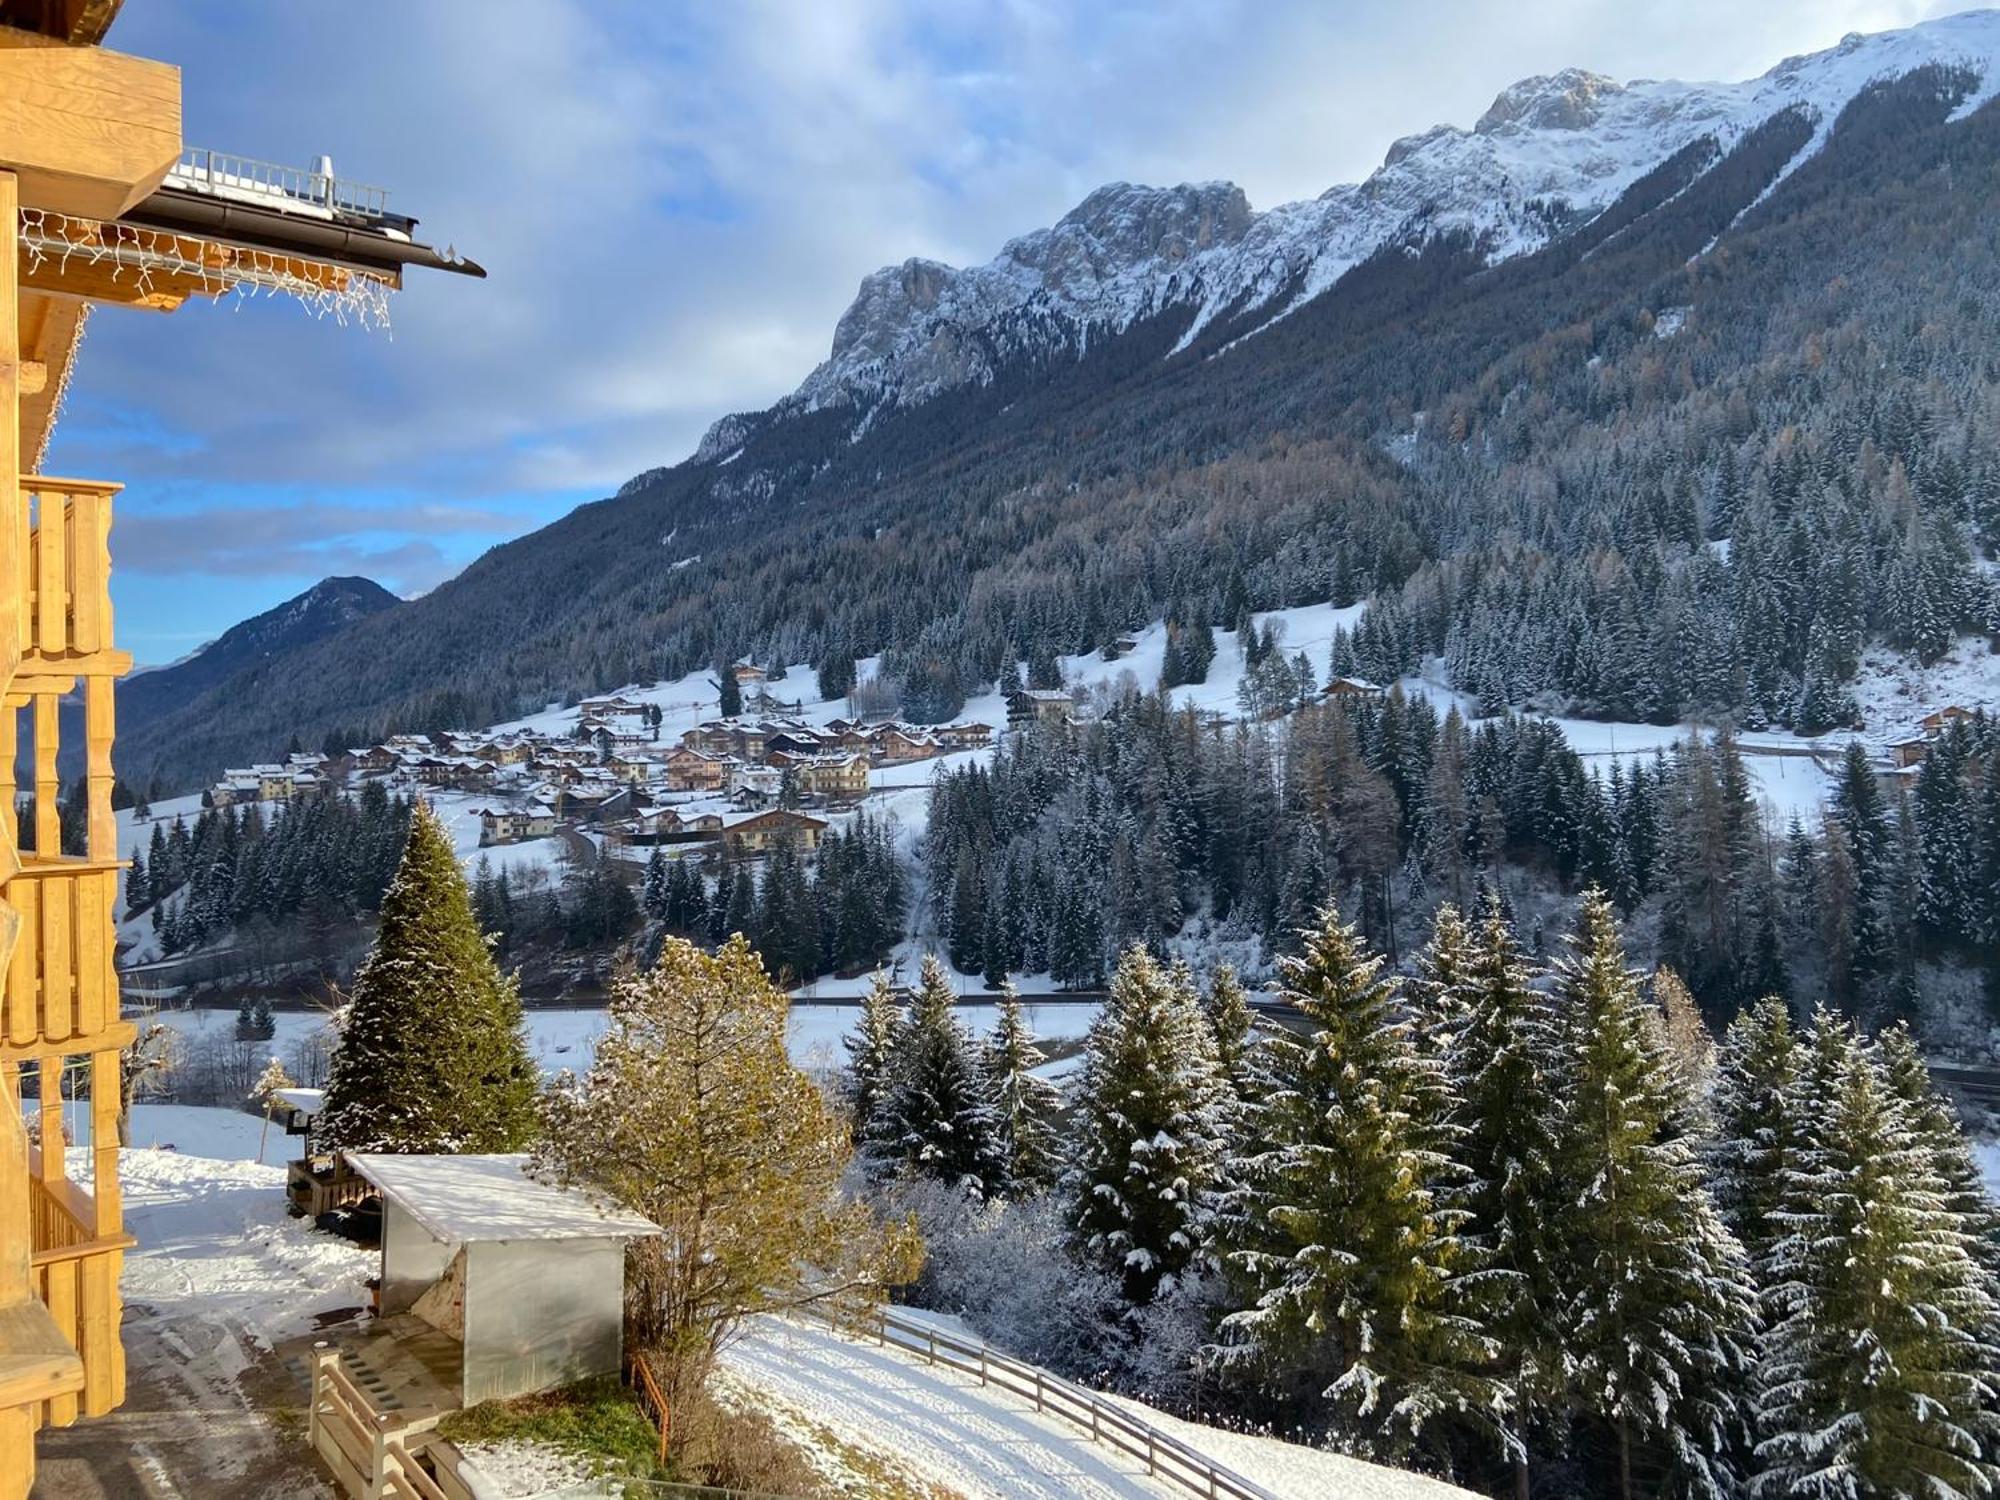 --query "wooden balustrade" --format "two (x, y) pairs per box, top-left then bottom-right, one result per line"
(0, 861), (120, 1054)
(23, 1168), (124, 1427)
(14, 477), (116, 665)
